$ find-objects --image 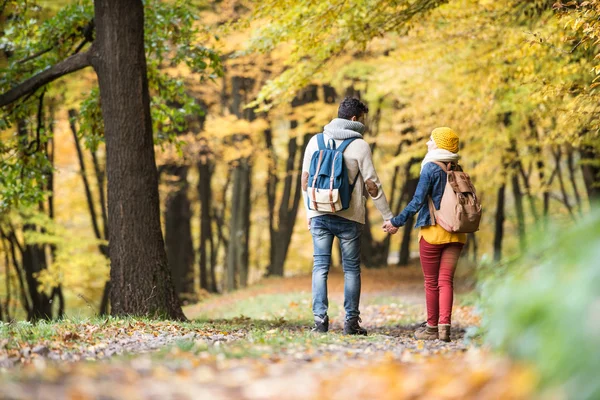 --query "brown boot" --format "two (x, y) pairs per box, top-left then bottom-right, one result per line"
(414, 322), (438, 340)
(439, 324), (451, 342)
